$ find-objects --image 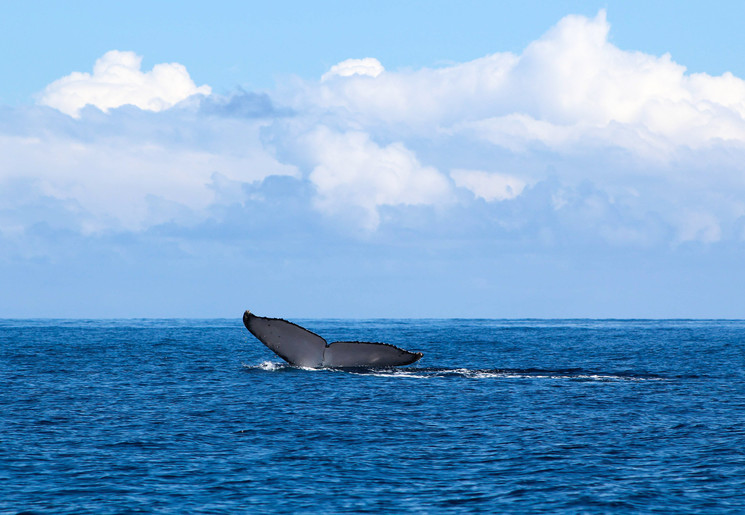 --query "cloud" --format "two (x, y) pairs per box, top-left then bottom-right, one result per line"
(451, 169), (526, 202)
(302, 127), (452, 229)
(199, 90), (280, 118)
(0, 108), (296, 234)
(304, 10), (745, 153)
(6, 12), (745, 248)
(38, 50), (211, 118)
(272, 10), (745, 243)
(321, 58), (384, 81)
